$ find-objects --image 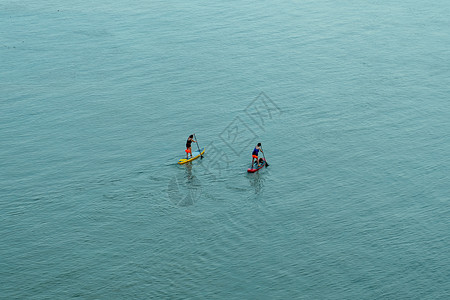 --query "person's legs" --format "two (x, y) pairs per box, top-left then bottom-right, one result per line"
(252, 155), (258, 167)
